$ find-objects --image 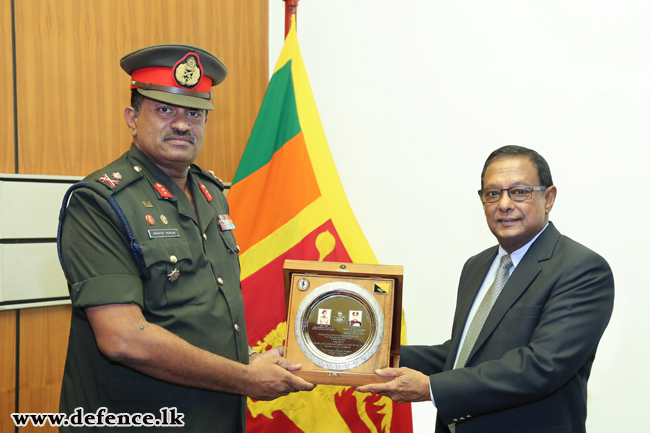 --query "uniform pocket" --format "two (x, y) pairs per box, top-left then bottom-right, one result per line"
(140, 238), (202, 309)
(218, 230), (241, 275)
